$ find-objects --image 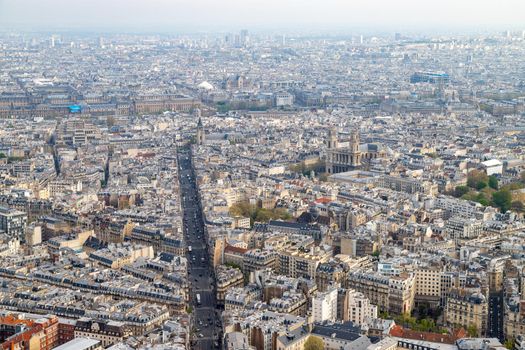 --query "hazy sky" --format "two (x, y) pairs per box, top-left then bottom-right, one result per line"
(1, 0), (524, 33)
